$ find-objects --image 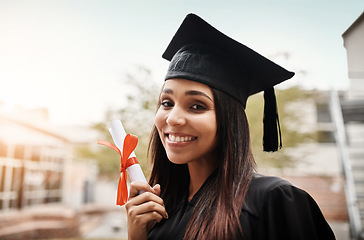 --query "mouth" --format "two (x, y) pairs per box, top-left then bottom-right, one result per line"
(167, 133), (197, 143)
